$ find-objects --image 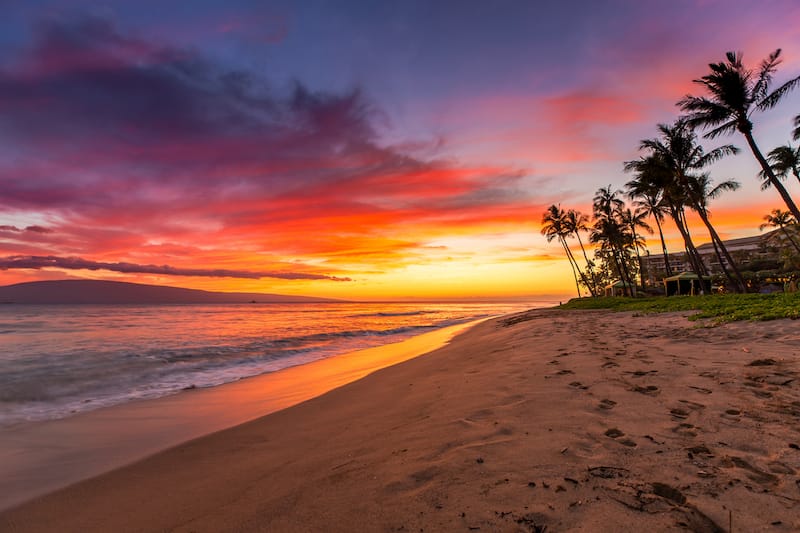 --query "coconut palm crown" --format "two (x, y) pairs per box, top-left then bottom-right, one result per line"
(678, 49), (800, 219)
(761, 144), (800, 190)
